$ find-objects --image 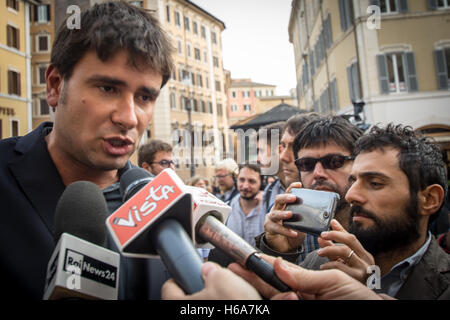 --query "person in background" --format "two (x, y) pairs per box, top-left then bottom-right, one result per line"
(186, 175), (207, 189)
(214, 158), (239, 204)
(138, 139), (174, 176)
